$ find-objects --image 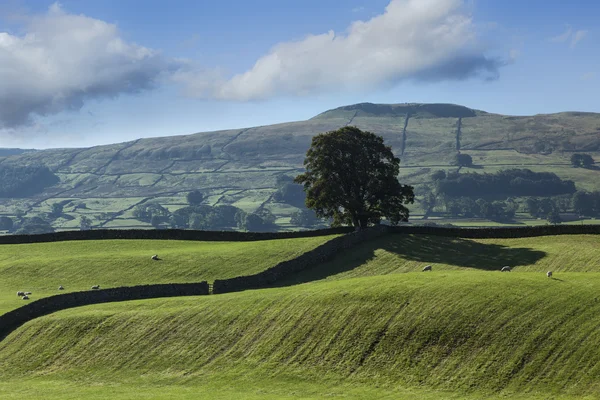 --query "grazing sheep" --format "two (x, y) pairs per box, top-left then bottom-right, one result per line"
(24, 292), (32, 295)
(501, 266), (511, 272)
(422, 265), (432, 272)
(547, 271), (553, 278)
(151, 254), (160, 261)
(17, 291), (25, 297)
(22, 295), (29, 300)
(58, 285), (64, 290)
(91, 285), (100, 290)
